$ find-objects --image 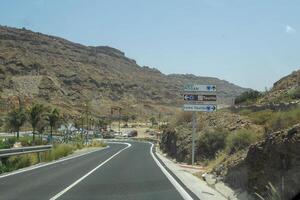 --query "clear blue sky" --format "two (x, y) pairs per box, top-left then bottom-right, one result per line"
(0, 0), (300, 90)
